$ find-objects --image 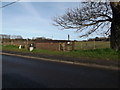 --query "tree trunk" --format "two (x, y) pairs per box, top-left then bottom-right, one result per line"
(110, 2), (120, 51)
